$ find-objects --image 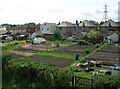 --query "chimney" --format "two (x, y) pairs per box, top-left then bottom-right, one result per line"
(76, 20), (78, 25)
